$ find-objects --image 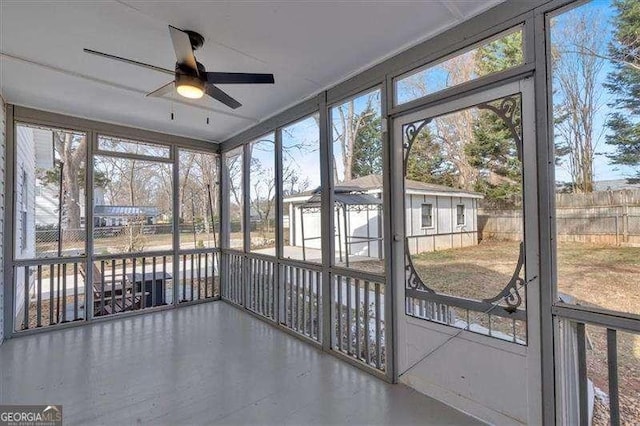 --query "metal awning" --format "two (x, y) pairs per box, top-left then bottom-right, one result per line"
(300, 188), (382, 208)
(94, 205), (159, 217)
